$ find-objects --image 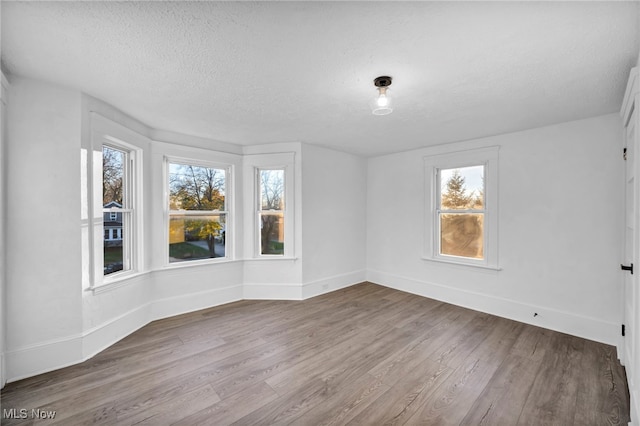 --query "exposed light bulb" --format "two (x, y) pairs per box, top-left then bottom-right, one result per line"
(377, 93), (389, 107)
(371, 86), (393, 115)
(371, 76), (393, 115)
